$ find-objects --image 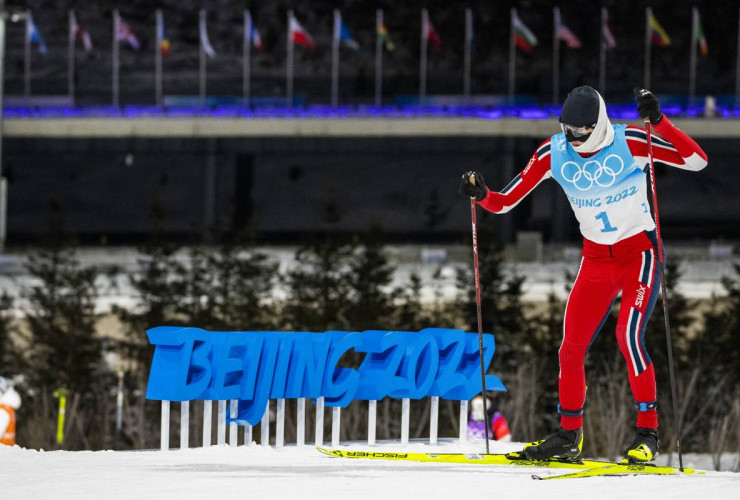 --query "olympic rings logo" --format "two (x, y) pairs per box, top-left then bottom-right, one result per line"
(560, 155), (625, 191)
